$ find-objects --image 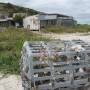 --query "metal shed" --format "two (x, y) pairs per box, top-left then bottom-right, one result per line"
(23, 14), (77, 30)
